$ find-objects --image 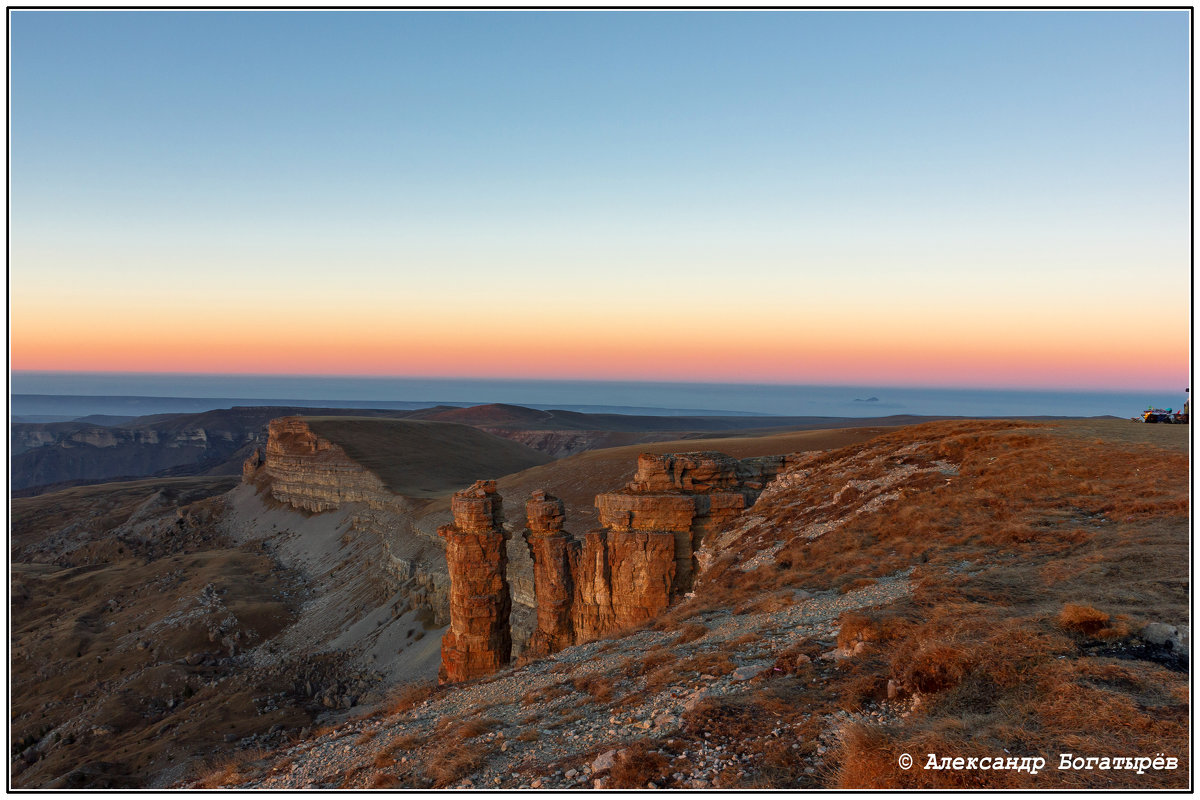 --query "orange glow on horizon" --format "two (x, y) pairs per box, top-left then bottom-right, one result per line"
(10, 279), (1188, 392)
